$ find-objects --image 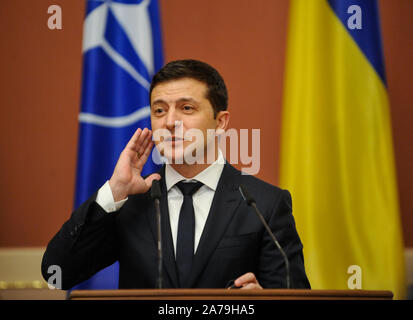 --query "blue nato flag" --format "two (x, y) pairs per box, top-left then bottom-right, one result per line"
(72, 0), (164, 289)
